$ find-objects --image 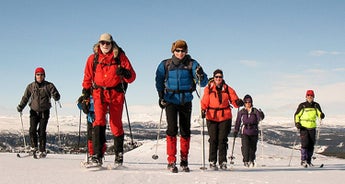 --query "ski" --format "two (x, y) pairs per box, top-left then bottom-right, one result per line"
(107, 163), (126, 170)
(80, 161), (104, 170)
(16, 153), (32, 158)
